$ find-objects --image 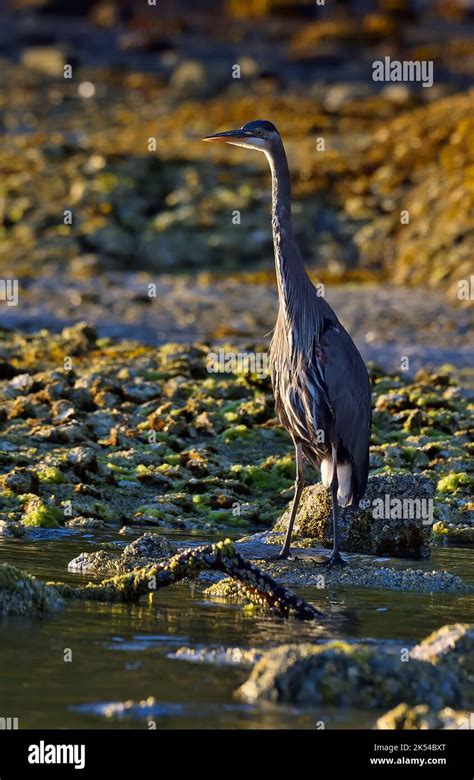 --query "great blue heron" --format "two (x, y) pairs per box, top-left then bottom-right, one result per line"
(203, 120), (371, 567)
